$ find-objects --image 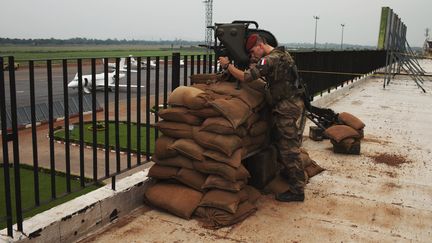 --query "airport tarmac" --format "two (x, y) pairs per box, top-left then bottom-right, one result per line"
(1, 62), (208, 108)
